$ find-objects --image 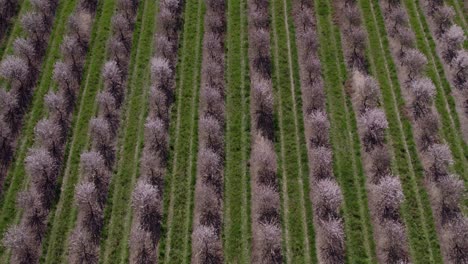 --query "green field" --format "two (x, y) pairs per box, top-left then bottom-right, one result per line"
(0, 0), (465, 263)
